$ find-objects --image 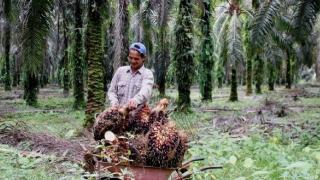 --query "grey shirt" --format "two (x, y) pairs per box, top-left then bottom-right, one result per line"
(107, 65), (154, 106)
